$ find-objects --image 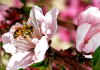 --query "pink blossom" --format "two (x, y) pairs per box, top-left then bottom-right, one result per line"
(2, 5), (59, 70)
(58, 26), (76, 43)
(58, 26), (70, 42)
(0, 4), (20, 29)
(59, 0), (86, 25)
(92, 0), (100, 9)
(76, 6), (100, 53)
(0, 4), (10, 29)
(0, 37), (2, 42)
(13, 0), (23, 8)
